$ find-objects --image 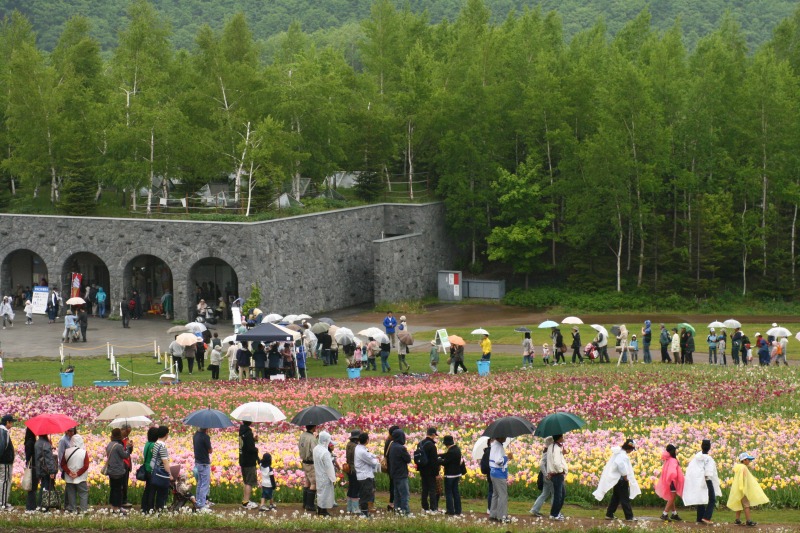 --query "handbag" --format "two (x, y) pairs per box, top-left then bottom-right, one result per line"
(537, 471), (544, 491)
(435, 475), (443, 496)
(135, 465), (149, 482)
(459, 460), (467, 476)
(21, 460), (33, 491)
(341, 462), (351, 475)
(41, 487), (63, 510)
(151, 466), (170, 488)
